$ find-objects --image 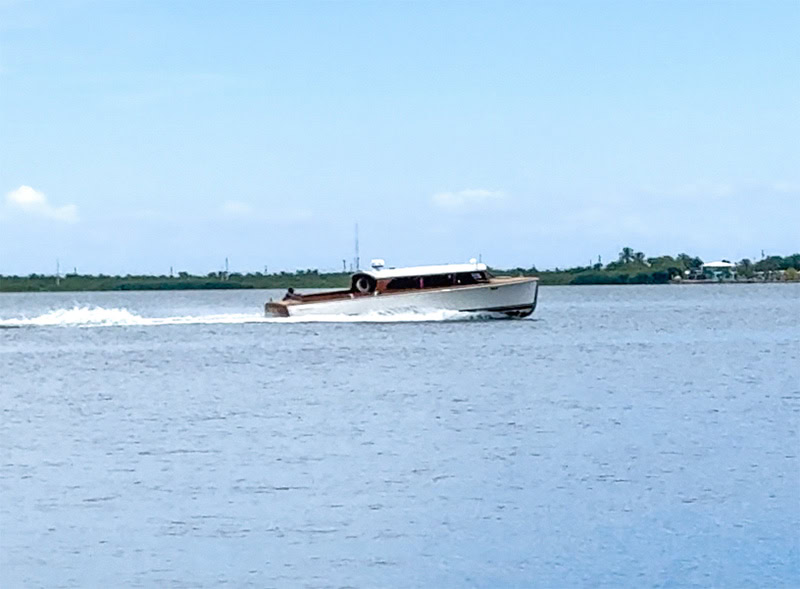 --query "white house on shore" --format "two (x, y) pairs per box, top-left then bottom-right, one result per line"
(702, 260), (737, 281)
